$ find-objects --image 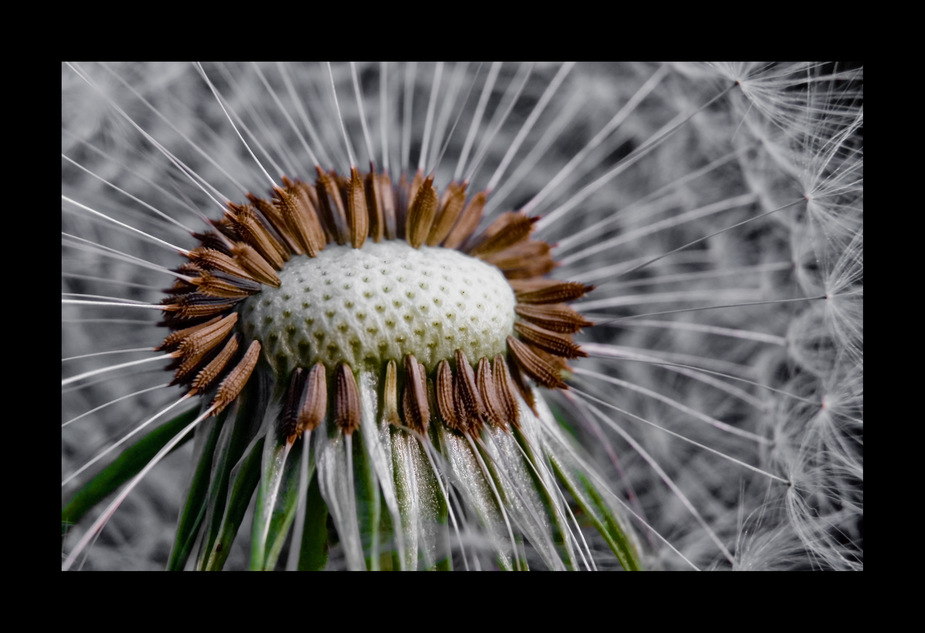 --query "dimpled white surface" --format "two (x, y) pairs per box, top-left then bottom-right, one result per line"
(240, 241), (516, 374)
